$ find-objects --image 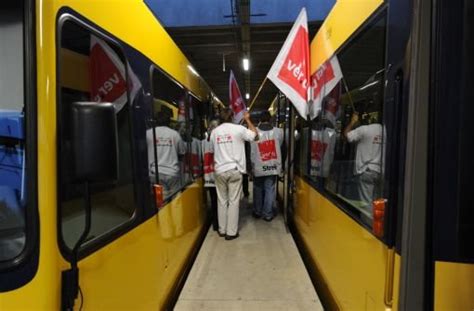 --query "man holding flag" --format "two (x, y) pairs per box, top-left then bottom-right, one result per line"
(209, 71), (258, 240)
